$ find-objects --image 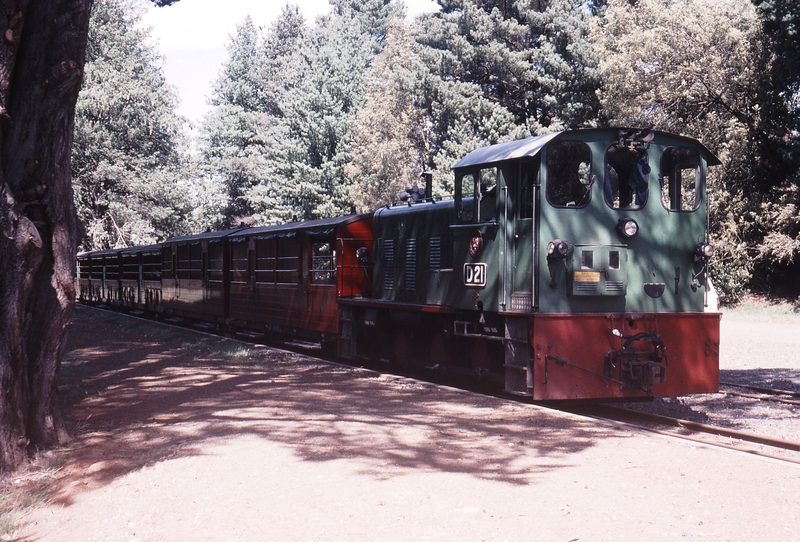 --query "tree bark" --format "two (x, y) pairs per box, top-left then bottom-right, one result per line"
(0, 0), (92, 471)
